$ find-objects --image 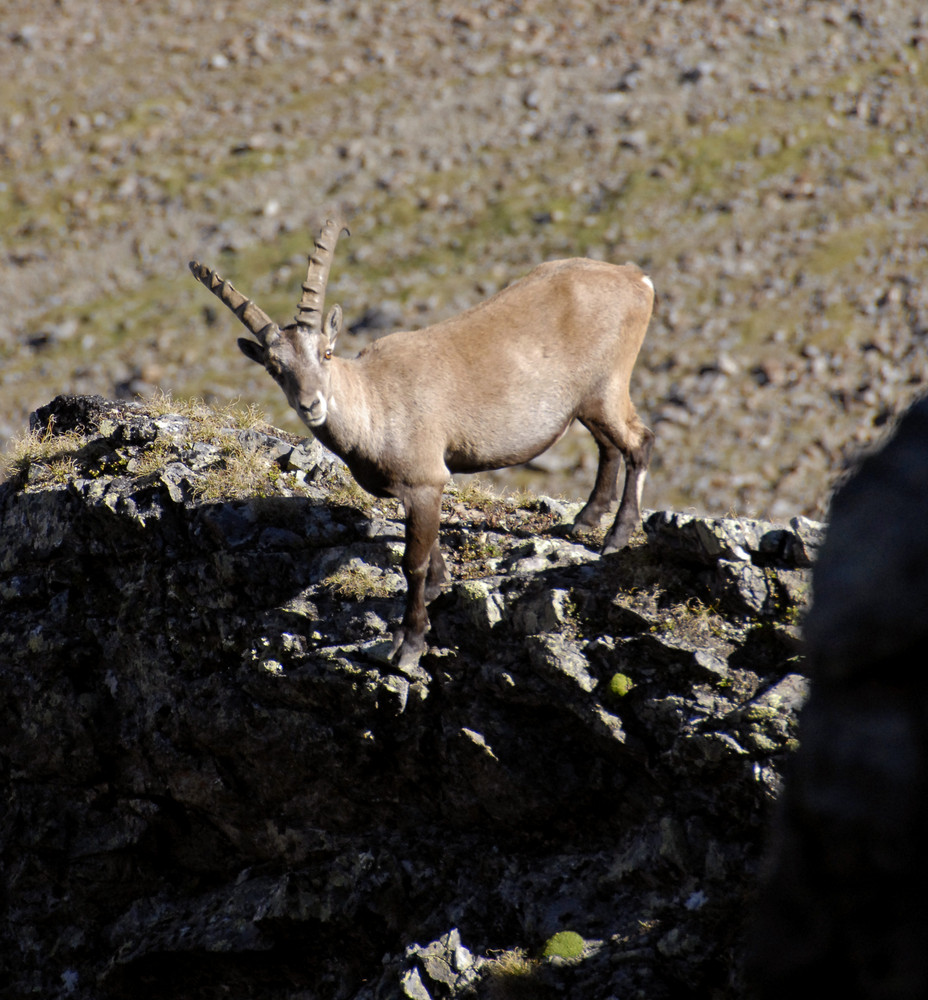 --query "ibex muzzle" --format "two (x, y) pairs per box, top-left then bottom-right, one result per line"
(190, 218), (655, 669)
